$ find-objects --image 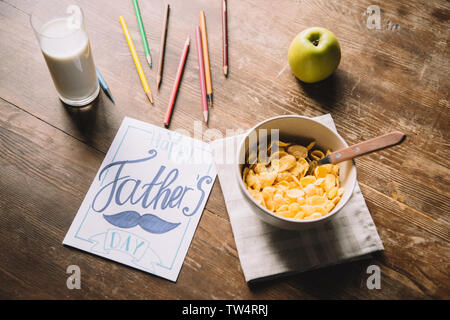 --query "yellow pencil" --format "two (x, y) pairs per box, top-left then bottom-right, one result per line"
(119, 16), (153, 104)
(199, 11), (213, 108)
